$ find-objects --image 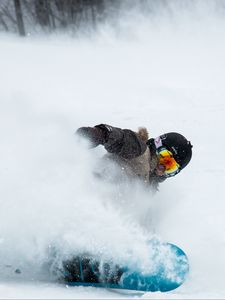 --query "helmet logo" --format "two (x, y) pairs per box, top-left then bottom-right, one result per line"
(160, 134), (167, 140)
